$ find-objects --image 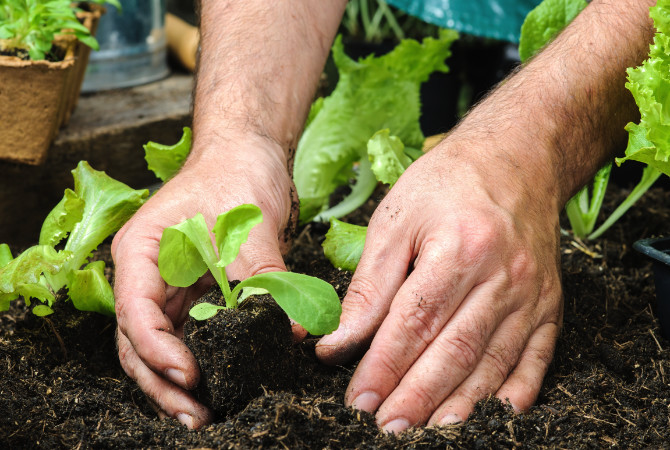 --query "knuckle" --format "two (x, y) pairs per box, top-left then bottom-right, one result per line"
(483, 342), (515, 382)
(460, 216), (503, 263)
(395, 301), (442, 348)
(344, 277), (382, 312)
(440, 330), (481, 374)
